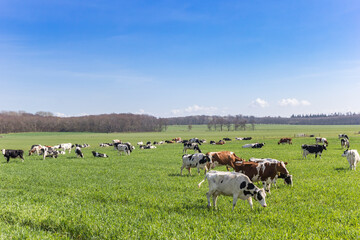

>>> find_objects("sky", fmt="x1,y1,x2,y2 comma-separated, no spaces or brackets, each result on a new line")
0,0,359,118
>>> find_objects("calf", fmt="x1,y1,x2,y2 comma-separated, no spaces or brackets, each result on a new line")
183,143,201,153
92,151,108,158
341,138,350,149
341,149,360,170
206,151,244,171
75,147,84,158
234,161,291,193
278,138,292,145
198,171,267,209
302,144,327,159
2,149,24,163
180,153,211,175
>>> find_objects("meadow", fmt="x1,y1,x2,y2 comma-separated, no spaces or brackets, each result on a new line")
0,125,359,239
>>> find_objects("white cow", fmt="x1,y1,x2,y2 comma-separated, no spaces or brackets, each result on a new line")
115,143,134,155
341,149,360,170
180,153,211,175
137,141,144,145
58,143,72,153
198,171,267,210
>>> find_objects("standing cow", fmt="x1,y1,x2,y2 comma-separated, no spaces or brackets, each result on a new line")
2,149,24,163
341,149,360,170
183,143,201,153
206,151,244,171
198,171,267,210
180,153,211,175
302,144,327,159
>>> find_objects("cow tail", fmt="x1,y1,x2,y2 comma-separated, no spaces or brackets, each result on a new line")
198,174,208,188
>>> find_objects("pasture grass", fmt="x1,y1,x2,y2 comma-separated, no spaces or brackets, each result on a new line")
0,125,360,239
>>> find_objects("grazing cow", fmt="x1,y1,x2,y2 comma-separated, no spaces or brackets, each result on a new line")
234,161,292,193
302,144,327,159
189,138,202,145
248,158,293,187
341,149,360,170
341,138,350,149
183,143,201,153
114,143,134,155
180,153,211,175
75,147,84,158
315,137,328,146
28,144,42,156
58,143,72,153
278,138,292,145
43,149,58,160
242,143,265,148
198,171,267,209
2,149,24,163
206,151,243,171
92,151,108,158
223,137,232,141
339,134,349,140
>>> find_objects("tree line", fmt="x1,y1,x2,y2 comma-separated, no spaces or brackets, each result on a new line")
1,111,360,134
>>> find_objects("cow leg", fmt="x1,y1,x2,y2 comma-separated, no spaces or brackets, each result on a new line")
20,154,24,162
247,197,253,209
197,167,200,175
180,164,185,175
206,192,211,207
226,166,230,171
204,166,208,175
213,194,219,209
188,167,192,176
232,193,239,210
6,157,10,163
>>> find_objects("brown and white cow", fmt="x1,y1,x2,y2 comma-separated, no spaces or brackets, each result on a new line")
278,138,292,145
315,137,328,146
215,140,226,145
234,160,292,193
197,171,267,209
206,151,244,171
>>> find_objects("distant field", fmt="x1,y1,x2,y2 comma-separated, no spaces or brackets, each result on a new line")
0,125,360,239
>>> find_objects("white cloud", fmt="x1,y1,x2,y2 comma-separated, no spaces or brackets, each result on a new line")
279,98,311,107
171,105,218,116
250,98,269,108
54,112,89,118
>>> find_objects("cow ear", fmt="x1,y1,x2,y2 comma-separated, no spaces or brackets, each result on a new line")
284,162,288,165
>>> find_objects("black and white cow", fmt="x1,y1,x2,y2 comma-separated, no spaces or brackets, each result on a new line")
180,153,211,175
114,142,134,155
92,151,108,158
2,149,24,163
189,138,202,145
100,143,113,147
339,134,349,140
183,143,201,153
43,149,58,160
301,144,327,159
75,147,84,158
341,138,350,149
139,144,156,149
242,143,265,148
197,171,267,209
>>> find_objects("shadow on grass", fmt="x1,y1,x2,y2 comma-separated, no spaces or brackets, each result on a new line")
168,173,197,177
334,167,348,171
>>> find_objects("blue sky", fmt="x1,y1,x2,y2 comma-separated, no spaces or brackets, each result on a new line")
1,0,359,117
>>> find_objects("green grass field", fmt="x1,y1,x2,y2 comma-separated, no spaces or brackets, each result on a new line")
0,125,360,239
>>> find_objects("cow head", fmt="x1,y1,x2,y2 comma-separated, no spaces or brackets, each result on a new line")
1,149,5,155
323,145,327,150
342,149,349,157
255,188,267,207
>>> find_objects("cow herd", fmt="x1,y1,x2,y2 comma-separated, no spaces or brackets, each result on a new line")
1,132,358,211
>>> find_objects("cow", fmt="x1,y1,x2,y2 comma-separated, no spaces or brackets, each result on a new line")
197,171,267,210
248,158,293,187
242,137,252,140
58,143,72,153
216,140,226,145
92,151,108,158
234,161,292,193
2,149,24,163
210,140,216,145
100,143,112,147
242,143,265,148
72,143,90,148
113,139,122,144
28,144,42,156
137,142,144,146
75,147,84,158
114,143,134,155
223,137,232,141
180,153,211,175
301,144,327,159
341,138,350,149
189,138,202,145
165,140,174,144
42,149,58,160
206,151,244,171
183,143,201,153
339,134,349,140
341,149,360,170
139,144,156,149
278,138,292,145
315,137,328,146
173,137,182,142
235,137,243,140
